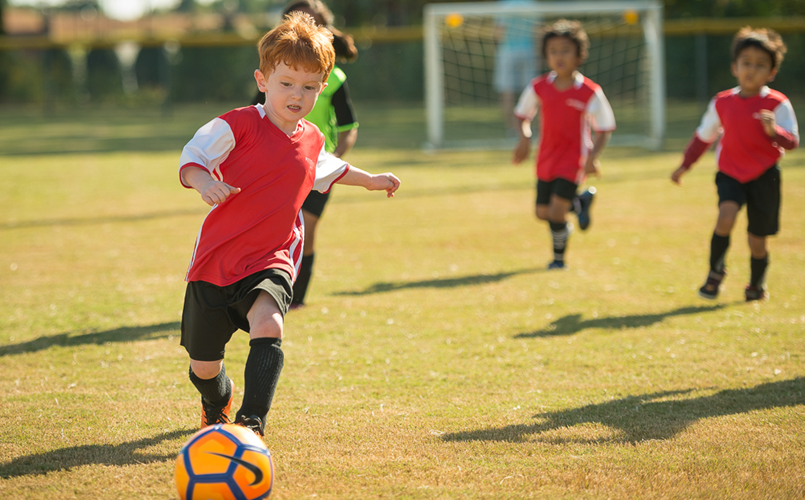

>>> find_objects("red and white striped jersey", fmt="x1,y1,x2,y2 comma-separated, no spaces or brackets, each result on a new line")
515,71,616,183
179,104,349,286
687,86,799,182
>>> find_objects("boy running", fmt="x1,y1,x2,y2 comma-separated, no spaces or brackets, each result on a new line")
512,19,615,269
178,12,400,436
672,27,798,301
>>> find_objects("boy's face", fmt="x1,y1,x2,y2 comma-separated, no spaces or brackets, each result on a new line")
254,63,327,134
545,36,582,78
731,46,777,96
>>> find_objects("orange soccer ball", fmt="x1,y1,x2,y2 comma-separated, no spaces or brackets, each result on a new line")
175,424,274,500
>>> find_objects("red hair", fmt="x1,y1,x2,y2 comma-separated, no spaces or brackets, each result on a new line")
257,11,335,80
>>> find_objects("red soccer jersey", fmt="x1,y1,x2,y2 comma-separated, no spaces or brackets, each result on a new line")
687,86,799,183
179,104,349,286
514,72,616,183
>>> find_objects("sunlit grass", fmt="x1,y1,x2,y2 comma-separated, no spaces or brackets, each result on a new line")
0,104,803,499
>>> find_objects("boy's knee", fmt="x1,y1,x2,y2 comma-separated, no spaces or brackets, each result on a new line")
190,359,223,380
250,314,283,339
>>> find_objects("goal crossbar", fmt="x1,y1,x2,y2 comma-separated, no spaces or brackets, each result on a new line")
424,1,665,150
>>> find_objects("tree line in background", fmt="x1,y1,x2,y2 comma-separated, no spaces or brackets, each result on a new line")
4,0,805,28
1,0,805,105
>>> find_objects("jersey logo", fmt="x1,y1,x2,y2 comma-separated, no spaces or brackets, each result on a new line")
566,98,587,111
208,452,264,485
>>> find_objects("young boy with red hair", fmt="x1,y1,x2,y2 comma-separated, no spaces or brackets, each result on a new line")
178,12,400,436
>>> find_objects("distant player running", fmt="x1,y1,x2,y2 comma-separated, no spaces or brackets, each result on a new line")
672,27,798,301
512,19,615,270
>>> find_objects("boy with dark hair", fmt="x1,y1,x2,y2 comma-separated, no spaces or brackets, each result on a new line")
672,26,798,301
512,19,615,269
178,12,400,436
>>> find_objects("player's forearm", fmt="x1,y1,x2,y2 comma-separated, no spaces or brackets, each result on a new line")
516,117,532,140
181,166,214,192
334,128,358,158
589,131,611,160
681,134,711,169
768,126,799,150
335,165,373,188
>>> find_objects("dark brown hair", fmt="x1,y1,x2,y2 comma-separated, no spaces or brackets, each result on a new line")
541,19,589,62
732,26,786,70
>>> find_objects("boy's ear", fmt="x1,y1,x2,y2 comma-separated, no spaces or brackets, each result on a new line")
730,62,738,78
768,67,778,83
318,82,328,96
254,69,268,92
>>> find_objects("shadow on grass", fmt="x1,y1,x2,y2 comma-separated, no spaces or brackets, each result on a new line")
0,429,194,478
442,377,805,444
334,267,542,296
1,208,205,231
0,322,180,357
514,304,729,339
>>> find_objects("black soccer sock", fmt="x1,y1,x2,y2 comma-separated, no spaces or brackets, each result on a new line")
292,253,315,305
189,364,231,406
750,255,769,288
237,338,284,426
710,233,730,274
549,221,570,262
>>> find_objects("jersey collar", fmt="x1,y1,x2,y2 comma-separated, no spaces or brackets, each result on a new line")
547,71,585,89
730,85,772,98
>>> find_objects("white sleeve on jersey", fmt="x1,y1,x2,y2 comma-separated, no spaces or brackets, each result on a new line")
312,144,349,193
179,117,235,186
513,84,541,121
695,98,722,144
586,87,616,132
775,99,800,141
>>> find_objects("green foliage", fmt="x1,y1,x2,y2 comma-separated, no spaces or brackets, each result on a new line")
665,0,805,18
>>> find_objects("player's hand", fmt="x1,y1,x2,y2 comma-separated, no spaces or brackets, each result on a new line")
369,173,401,198
758,109,776,137
671,166,686,185
512,138,530,164
199,179,241,206
584,157,602,178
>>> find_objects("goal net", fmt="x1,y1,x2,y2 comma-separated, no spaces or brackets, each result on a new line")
423,1,665,150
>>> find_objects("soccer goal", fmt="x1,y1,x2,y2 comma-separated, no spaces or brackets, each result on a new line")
423,1,665,150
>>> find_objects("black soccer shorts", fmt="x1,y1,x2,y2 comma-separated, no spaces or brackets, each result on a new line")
180,269,292,361
716,165,780,237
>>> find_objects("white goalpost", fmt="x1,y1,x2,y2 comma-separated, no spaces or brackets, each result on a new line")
423,1,665,150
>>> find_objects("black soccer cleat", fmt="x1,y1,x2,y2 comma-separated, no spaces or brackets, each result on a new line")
547,260,567,270
744,285,768,302
235,414,265,437
577,187,596,231
698,270,726,300
200,378,235,429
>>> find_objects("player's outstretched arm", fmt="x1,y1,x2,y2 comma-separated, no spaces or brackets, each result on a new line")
670,166,687,185
584,130,611,177
336,166,400,198
512,117,533,165
181,166,241,206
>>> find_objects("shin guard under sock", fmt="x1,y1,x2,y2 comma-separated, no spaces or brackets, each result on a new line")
189,364,231,406
710,233,730,274
549,221,571,262
750,255,769,288
237,338,284,425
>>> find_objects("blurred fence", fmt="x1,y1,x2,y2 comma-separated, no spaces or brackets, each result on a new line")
1,17,804,105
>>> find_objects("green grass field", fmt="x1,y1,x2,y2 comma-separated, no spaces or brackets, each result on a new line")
0,102,803,499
